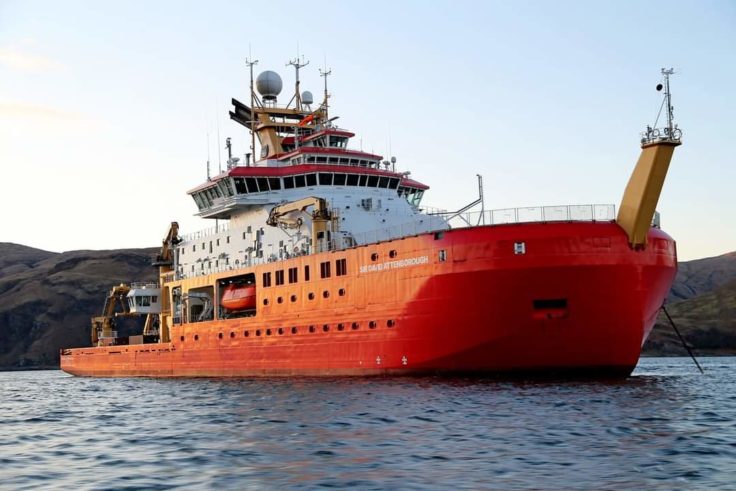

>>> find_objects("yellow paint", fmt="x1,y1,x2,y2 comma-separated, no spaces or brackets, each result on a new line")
617,140,680,248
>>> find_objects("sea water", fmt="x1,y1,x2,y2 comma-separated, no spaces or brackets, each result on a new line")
1,358,735,490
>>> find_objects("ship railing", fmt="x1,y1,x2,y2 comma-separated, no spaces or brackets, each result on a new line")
181,222,230,242
442,204,617,228
130,282,159,289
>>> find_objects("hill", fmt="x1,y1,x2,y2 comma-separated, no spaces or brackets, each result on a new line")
0,244,157,368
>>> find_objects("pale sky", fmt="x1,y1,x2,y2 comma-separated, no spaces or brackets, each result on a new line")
1,0,734,261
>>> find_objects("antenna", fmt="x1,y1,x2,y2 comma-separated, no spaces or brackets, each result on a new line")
643,68,681,145
661,68,675,137
216,106,222,174
206,131,211,180
287,54,309,111
245,55,259,166
319,63,332,121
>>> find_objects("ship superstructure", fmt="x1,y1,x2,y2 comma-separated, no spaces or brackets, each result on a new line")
61,63,682,378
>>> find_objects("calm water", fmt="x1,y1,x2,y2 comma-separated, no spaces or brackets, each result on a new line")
1,358,735,490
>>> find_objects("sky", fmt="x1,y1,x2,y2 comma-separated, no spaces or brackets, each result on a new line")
0,0,734,261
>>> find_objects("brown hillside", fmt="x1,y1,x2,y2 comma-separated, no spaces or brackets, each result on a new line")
0,246,157,368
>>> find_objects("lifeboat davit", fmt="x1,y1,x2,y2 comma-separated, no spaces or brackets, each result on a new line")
221,284,256,311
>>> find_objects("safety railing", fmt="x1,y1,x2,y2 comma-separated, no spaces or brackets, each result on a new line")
443,204,617,228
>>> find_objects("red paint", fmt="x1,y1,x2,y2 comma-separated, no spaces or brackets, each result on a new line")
60,222,677,378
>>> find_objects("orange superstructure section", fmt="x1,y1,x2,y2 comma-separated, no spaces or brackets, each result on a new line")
61,222,677,378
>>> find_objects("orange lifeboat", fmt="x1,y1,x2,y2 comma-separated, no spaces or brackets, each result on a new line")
221,284,256,311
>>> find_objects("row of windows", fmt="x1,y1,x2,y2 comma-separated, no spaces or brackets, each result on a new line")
262,287,346,306
180,319,396,342
264,259,346,287
193,173,411,210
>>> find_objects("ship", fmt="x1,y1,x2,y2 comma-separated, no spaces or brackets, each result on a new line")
60,61,683,378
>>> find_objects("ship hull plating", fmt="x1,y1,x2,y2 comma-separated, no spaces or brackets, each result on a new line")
61,222,676,378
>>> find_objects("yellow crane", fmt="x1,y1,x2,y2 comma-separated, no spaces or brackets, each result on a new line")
266,197,333,250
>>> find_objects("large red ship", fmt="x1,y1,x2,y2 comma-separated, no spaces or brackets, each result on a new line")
61,63,682,377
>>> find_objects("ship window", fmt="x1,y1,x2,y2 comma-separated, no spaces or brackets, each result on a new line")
212,186,222,198
306,173,317,186
268,177,281,190
266,329,272,336
294,175,306,187
257,177,270,191
256,330,261,336
533,299,568,310
152,296,158,303
388,178,399,189
194,334,199,341
192,245,196,252
337,323,344,331
308,292,315,300
263,272,272,287
389,250,397,258
336,258,347,276
283,176,295,189
346,174,359,186
275,270,284,285
371,253,379,261
323,324,329,332
439,249,447,262
288,267,298,283
226,236,230,244
291,327,297,334
338,288,345,296
319,173,332,185
369,321,377,329
368,175,379,187
352,322,359,330
309,325,315,333
180,336,184,342
358,175,368,186
323,290,330,298
387,320,395,327
245,178,258,193
320,261,331,278
334,173,347,186
290,295,297,302
218,332,223,339
223,178,235,196
278,328,284,335
234,178,247,194
244,330,249,337
277,297,283,304
230,331,235,338
304,265,310,281
379,177,389,188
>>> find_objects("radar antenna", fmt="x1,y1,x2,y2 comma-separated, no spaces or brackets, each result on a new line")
245,56,259,166
286,55,309,111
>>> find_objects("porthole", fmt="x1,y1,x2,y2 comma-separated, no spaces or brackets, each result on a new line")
387,320,396,328
323,324,329,332
266,329,272,336
389,250,398,258
308,292,315,300
323,290,330,298
337,323,345,331
218,332,223,339
278,328,284,335
256,329,262,336
180,335,185,342
352,322,359,330
263,298,269,306
230,332,235,338
277,297,283,304
290,294,297,302
244,331,250,337
371,252,379,261
194,334,199,341
338,288,346,296
309,325,316,333
291,327,297,334
369,321,377,329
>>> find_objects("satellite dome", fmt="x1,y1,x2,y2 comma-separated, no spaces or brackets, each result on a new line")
301,90,314,105
256,71,283,101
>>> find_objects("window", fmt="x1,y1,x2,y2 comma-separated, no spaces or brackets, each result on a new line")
304,265,310,281
288,267,298,284
268,177,281,190
378,177,389,188
283,176,295,189
245,177,258,193
320,261,331,279
263,272,272,287
319,173,332,185
306,174,317,186
275,270,285,286
257,177,269,192
333,173,346,186
294,175,306,187
192,245,196,252
439,250,447,262
336,258,347,276
234,178,247,194
346,174,359,186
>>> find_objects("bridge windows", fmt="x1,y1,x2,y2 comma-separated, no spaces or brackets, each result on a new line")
275,270,285,286
320,261,331,278
288,267,298,284
263,272,272,287
304,265,310,281
336,258,347,276
333,174,347,186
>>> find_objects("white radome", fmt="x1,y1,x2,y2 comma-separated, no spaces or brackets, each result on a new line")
256,71,283,101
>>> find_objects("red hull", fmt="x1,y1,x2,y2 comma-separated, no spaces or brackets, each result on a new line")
61,222,676,378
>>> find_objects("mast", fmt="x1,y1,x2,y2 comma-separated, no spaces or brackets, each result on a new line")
287,55,309,111
617,68,682,248
245,57,258,167
319,65,331,122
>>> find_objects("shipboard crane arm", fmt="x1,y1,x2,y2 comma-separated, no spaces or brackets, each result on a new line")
266,197,333,251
